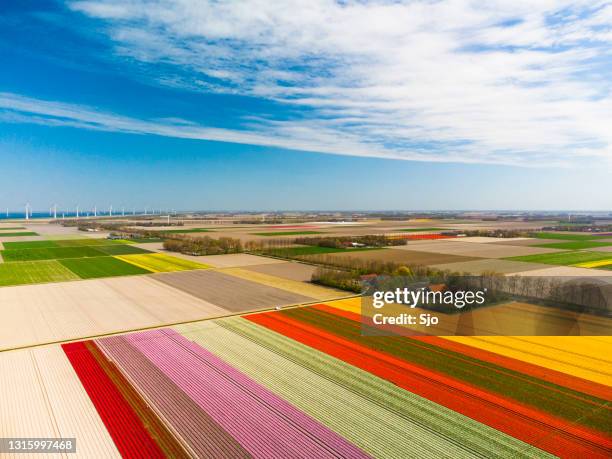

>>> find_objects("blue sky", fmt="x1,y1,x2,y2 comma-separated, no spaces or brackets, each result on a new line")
1,0,611,211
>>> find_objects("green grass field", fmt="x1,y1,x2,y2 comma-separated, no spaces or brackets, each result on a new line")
398,228,446,232
54,238,128,247
0,232,39,237
2,240,61,249
507,251,612,266
95,245,152,255
532,232,607,241
59,257,152,279
253,231,324,236
115,253,210,272
0,260,79,286
0,227,26,230
124,237,164,243
1,246,106,262
534,241,612,250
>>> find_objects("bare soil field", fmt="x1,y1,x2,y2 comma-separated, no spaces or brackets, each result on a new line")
134,246,286,268
0,347,122,457
395,241,563,258
512,266,612,279
153,270,314,312
306,248,479,266
0,235,45,243
220,267,345,300
242,261,318,282
0,276,228,351
429,259,551,274
455,236,531,244
493,238,561,246
585,246,612,253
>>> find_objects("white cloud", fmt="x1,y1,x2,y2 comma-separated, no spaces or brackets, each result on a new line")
16,1,612,165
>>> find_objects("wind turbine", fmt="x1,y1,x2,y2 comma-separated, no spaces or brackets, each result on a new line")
122,207,125,217
109,205,113,217
144,207,148,216
94,205,97,217
25,203,31,220
76,205,79,219
53,204,57,219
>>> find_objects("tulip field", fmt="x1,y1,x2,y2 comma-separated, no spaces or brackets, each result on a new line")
37,297,609,458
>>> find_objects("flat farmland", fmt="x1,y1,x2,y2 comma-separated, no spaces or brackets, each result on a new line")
303,248,479,265
508,250,612,266
0,347,121,457
59,256,152,279
93,244,152,255
0,276,229,350
1,246,107,262
533,232,608,241
153,270,314,312
2,240,62,249
243,261,317,281
395,240,564,258
116,253,211,272
455,236,531,243
494,238,568,246
252,231,324,236
0,231,39,237
586,246,612,253
513,265,612,278
162,252,288,268
0,260,79,286
53,238,128,247
271,246,379,257
430,258,551,274
221,267,345,300
534,241,612,250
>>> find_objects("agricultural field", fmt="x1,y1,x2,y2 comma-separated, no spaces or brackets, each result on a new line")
2,240,63,249
574,259,612,269
508,250,612,266
59,257,152,279
398,227,446,232
243,261,318,282
430,258,551,274
0,231,39,237
116,253,211,272
0,238,213,286
269,245,379,257
94,244,152,255
0,260,79,286
153,270,315,312
0,276,230,350
396,240,563,258
159,228,214,233
252,230,324,236
532,232,609,241
534,241,612,250
3,299,609,458
305,247,480,266
1,246,111,262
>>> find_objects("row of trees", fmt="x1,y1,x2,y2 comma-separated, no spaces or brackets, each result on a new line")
306,254,610,315
163,235,243,255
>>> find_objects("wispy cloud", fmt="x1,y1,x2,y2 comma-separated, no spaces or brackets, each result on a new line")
10,1,612,166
